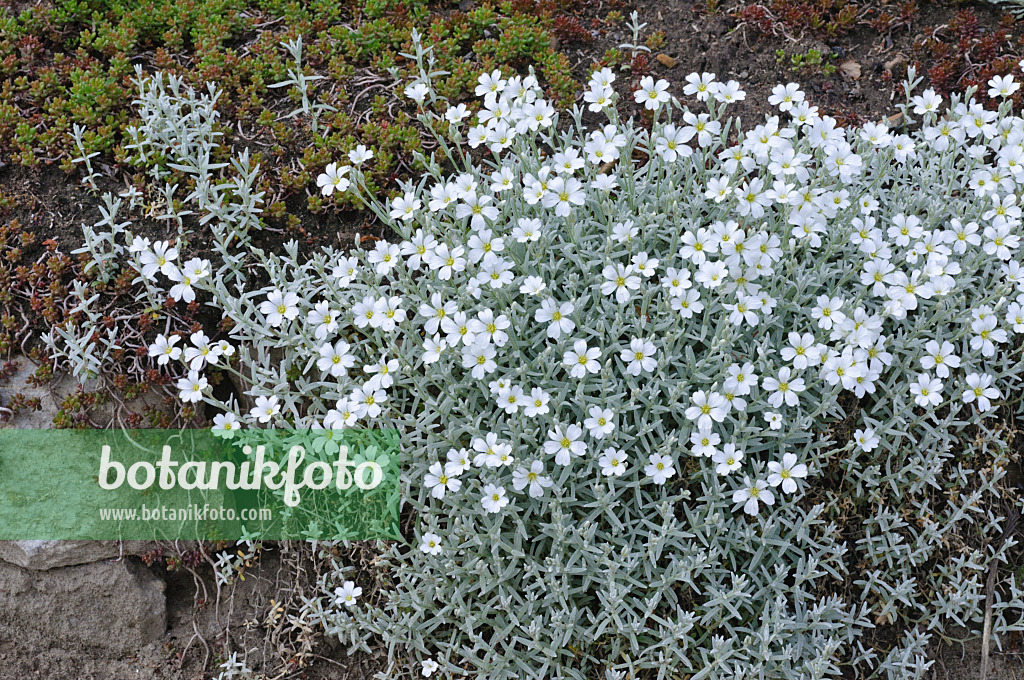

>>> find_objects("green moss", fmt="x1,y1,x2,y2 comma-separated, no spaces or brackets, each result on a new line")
2,0,595,217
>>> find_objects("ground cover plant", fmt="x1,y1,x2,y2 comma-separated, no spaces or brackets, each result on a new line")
42,12,1024,677
8,0,1024,435
0,0,623,431
0,0,592,206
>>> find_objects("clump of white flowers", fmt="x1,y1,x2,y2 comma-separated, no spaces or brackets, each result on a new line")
52,23,1024,680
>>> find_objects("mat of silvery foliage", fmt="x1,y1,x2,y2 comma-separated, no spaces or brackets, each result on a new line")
53,24,1024,680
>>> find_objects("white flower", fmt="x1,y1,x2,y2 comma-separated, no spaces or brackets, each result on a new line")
524,388,551,417
176,371,208,404
690,430,721,458
762,367,806,408
352,295,378,329
854,427,880,452
911,88,942,115
324,399,357,429
519,275,547,296
962,372,1000,412
733,477,774,515
475,69,506,99
778,331,819,368
725,362,758,396
768,82,804,111
536,299,575,339
462,341,497,380
472,433,514,468
427,243,466,281
970,315,1007,357
180,257,210,284
421,659,440,678
139,240,178,279
644,453,676,484
422,335,447,365
541,176,585,217
680,228,718,264
444,309,481,347
307,300,340,340
661,267,691,296
148,334,182,366
544,423,586,465
822,348,865,389
334,581,362,606
401,229,438,271
584,84,614,112
909,373,943,408
480,483,509,513
419,532,443,555
405,82,429,103
368,240,402,276
332,256,360,285
350,386,386,418
166,263,203,303
920,340,961,378
249,395,281,423
390,192,422,222
983,222,1021,262
317,162,351,195
552,148,585,174
424,461,461,499
671,289,704,318
621,337,657,376
695,260,728,289
782,332,822,369
512,217,544,243
589,67,616,89
128,235,150,254
512,460,553,498
811,294,846,330
583,405,616,439
654,123,694,162
713,443,743,475
685,390,729,431
183,330,220,371
598,448,628,476
469,308,510,346
348,145,374,165
634,76,671,109
212,412,241,432
477,253,514,288
630,251,655,278
563,339,602,378
683,71,718,101
372,295,407,332
764,412,783,431
457,193,499,231
988,74,1020,99
714,80,745,104
445,449,471,476
612,220,639,243
888,215,921,246
766,453,808,493
259,290,301,327
318,340,355,377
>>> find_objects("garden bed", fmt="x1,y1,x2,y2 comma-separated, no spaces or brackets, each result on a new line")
3,0,1024,678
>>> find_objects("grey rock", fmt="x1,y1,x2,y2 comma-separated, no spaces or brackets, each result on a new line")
0,353,171,429
0,557,167,655
0,540,157,570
